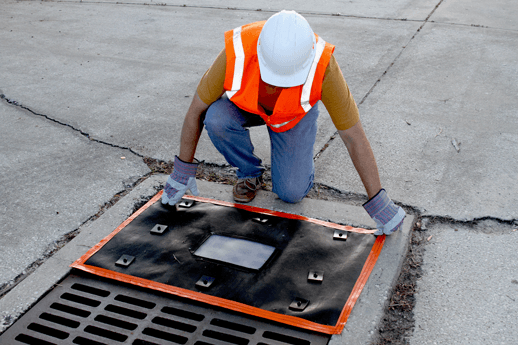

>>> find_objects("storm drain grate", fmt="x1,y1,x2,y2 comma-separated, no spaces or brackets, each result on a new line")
0,272,330,345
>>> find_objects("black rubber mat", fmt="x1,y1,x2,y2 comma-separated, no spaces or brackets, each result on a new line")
72,195,381,334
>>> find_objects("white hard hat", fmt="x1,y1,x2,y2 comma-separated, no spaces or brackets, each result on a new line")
257,10,316,87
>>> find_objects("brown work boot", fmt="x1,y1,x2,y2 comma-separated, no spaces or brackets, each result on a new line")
233,176,263,203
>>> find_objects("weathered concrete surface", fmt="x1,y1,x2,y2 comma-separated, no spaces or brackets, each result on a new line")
0,102,150,287
316,22,518,220
90,0,440,20
411,223,518,345
0,175,164,333
0,1,421,166
431,0,518,30
1,0,518,344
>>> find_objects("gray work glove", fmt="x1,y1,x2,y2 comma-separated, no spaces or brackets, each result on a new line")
161,156,199,205
363,189,405,235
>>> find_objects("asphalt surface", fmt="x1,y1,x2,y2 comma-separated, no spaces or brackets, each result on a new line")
1,0,517,344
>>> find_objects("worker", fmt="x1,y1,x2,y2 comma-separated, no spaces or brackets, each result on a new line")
162,10,405,235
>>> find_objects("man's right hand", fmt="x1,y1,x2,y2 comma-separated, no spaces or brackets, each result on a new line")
161,156,200,205
363,189,405,235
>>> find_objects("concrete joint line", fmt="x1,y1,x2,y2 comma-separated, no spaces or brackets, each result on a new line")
315,1,445,160
313,131,339,161
427,20,518,33
51,0,422,24
358,0,445,107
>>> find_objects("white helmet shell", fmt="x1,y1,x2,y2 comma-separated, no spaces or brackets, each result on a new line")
257,10,316,87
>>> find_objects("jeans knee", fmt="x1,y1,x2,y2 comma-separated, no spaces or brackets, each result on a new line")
275,183,311,204
205,99,243,139
204,108,225,137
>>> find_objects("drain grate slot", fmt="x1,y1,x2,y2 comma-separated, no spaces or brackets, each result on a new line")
73,336,106,345
94,315,138,330
49,302,91,318
84,325,128,342
0,273,330,345
202,329,250,344
105,304,147,319
151,316,197,333
39,312,80,328
161,306,205,321
141,327,188,344
71,283,111,297
210,318,256,335
27,322,70,340
263,330,311,345
60,292,101,307
115,294,156,309
15,333,57,345
133,339,160,345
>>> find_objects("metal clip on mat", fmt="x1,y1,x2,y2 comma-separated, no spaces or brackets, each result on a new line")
150,224,168,235
115,255,135,267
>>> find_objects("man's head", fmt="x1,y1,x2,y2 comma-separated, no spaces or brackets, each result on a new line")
257,10,316,88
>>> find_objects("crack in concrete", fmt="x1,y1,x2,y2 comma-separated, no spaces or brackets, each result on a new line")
313,132,339,161
2,3,513,341
314,0,446,162
419,214,518,232
0,173,150,300
0,94,144,159
53,0,517,33
357,0,446,107
5,91,510,227
53,0,426,23
0,93,154,301
312,181,518,226
428,20,518,33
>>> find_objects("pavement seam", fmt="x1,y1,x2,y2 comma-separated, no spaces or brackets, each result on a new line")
45,0,516,33
428,20,518,33
0,174,152,301
356,0,445,108
50,0,423,23
314,0,446,162
0,93,155,299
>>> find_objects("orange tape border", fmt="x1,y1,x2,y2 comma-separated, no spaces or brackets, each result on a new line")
71,191,385,335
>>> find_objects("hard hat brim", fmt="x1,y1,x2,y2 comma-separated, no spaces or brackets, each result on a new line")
257,47,315,87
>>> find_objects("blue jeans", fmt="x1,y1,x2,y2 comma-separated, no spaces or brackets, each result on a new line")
204,97,319,203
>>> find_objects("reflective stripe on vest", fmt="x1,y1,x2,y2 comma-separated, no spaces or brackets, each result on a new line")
226,26,327,114
227,26,245,99
301,37,326,112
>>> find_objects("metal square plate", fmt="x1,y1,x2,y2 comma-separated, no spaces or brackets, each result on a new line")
308,270,324,282
333,230,348,241
289,297,310,311
150,224,168,235
196,275,216,289
115,254,135,267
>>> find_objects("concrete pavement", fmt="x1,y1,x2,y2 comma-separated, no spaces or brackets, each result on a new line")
1,0,517,344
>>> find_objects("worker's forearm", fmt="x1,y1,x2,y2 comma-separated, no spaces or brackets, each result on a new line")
178,93,210,162
338,121,382,199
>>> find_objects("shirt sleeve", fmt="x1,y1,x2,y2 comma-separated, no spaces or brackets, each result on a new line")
196,49,227,106
321,55,360,131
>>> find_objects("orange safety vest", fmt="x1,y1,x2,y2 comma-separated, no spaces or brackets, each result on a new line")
224,21,335,132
